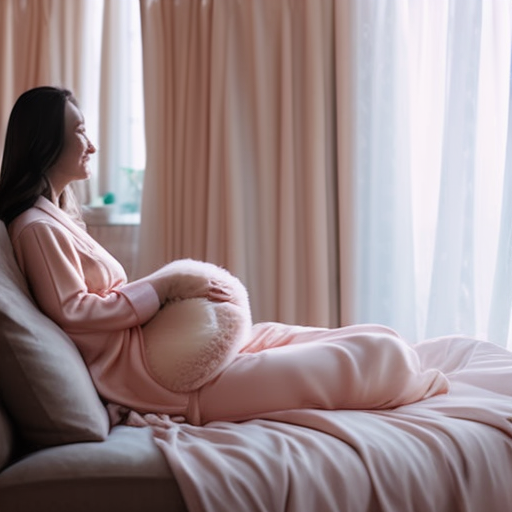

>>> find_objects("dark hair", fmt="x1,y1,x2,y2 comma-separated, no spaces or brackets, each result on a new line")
0,86,78,225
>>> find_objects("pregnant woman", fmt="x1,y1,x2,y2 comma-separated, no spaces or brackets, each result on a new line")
0,86,449,426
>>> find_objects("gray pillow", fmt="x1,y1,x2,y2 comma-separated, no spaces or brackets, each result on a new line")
0,222,109,448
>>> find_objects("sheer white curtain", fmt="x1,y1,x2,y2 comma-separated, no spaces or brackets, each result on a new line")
351,0,416,339
353,0,512,346
80,0,145,212
96,0,145,211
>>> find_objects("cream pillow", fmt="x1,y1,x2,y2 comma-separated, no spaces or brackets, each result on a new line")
143,259,252,392
0,222,109,448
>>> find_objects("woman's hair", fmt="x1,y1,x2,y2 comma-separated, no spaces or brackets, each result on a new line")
0,86,83,226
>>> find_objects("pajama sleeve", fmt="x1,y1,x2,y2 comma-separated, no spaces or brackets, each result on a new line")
12,221,160,333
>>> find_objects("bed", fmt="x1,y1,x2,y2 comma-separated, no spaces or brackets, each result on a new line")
1,219,512,512
116,332,512,511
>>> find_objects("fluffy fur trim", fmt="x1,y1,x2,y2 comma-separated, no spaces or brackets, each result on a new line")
142,260,252,393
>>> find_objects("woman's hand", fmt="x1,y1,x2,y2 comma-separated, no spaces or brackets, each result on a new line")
205,278,234,302
140,260,235,305
168,272,234,303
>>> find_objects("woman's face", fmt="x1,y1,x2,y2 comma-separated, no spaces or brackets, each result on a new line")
46,100,96,197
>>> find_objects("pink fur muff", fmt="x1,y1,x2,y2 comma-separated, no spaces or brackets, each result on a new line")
142,259,252,393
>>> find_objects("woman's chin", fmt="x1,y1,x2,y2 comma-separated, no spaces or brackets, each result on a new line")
80,167,92,181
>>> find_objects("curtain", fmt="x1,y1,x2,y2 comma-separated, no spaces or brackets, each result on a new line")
138,0,353,327
0,0,86,161
138,0,512,347
353,0,512,345
351,0,417,339
95,0,146,211
4,0,511,346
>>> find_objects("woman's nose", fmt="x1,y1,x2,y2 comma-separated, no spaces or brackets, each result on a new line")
87,140,97,154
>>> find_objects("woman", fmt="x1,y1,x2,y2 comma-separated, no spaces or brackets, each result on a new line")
0,86,449,425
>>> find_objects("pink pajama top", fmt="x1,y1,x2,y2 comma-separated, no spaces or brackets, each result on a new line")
9,196,189,415
9,197,450,426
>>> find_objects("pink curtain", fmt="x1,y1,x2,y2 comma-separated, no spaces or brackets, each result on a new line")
138,0,354,327
0,0,86,158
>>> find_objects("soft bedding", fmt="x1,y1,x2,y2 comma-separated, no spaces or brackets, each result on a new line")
118,333,512,512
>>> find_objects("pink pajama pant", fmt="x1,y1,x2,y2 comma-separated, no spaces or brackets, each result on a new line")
185,323,449,426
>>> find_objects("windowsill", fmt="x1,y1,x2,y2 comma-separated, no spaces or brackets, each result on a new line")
83,206,140,226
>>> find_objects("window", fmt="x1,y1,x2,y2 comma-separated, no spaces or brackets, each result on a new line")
82,0,145,216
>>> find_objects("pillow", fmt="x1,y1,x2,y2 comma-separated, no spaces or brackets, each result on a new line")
0,222,109,449
142,259,252,392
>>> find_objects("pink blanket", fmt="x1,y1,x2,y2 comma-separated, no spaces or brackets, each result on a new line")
119,334,512,511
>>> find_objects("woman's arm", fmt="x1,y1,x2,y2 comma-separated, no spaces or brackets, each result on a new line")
12,221,160,333
136,259,236,306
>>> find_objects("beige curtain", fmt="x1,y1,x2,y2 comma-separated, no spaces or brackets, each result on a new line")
138,0,354,327
0,0,86,160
